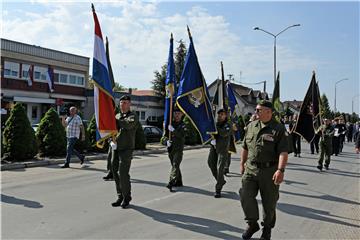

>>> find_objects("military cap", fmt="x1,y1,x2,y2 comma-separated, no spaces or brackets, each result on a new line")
217,108,227,114
119,95,131,101
257,100,273,109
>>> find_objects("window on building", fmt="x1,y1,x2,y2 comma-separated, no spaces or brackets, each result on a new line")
34,71,41,79
40,72,47,81
32,106,38,119
4,61,20,78
54,73,59,82
60,74,68,83
140,111,146,121
33,66,48,81
69,75,77,84
22,64,30,79
77,76,84,85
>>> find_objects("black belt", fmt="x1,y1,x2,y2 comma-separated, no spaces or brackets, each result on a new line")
251,161,277,169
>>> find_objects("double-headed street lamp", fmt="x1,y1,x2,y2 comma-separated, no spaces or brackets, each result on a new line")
253,24,301,85
334,78,349,113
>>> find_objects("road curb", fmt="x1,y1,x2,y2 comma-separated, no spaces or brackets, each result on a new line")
1,145,209,171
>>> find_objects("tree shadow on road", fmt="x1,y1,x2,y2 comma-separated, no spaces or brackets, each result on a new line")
1,194,43,208
131,205,243,239
277,202,360,227
280,190,360,206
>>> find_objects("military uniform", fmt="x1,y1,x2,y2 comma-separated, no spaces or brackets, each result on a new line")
317,124,334,170
111,109,139,207
208,120,231,196
163,120,186,189
240,118,288,231
103,147,113,180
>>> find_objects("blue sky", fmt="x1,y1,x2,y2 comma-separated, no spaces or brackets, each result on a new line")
1,0,359,114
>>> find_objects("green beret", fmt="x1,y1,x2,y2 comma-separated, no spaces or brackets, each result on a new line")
119,95,131,101
258,100,273,109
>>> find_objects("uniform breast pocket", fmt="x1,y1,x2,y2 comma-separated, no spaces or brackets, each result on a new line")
245,135,254,145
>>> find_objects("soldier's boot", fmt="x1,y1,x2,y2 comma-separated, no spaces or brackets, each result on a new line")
242,222,260,240
316,165,323,171
61,163,70,168
103,172,114,181
259,227,271,240
121,196,132,209
214,191,221,198
111,195,124,207
224,168,229,175
166,183,175,192
174,180,183,187
324,164,329,170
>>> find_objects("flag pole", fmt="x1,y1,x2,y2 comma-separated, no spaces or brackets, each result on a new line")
168,33,174,141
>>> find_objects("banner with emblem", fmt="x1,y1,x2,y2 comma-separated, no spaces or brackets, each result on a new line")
164,33,176,134
294,71,322,143
91,4,118,147
176,26,216,144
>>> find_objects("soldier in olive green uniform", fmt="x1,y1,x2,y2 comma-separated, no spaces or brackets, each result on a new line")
240,101,288,240
162,106,186,192
111,95,139,208
208,109,231,198
317,119,334,171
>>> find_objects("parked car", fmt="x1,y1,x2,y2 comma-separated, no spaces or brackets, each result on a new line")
142,125,163,143
31,123,39,132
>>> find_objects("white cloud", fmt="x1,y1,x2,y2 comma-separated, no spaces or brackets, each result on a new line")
2,1,322,91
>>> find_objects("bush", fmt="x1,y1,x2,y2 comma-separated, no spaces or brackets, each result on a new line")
36,108,66,157
2,103,38,161
183,116,201,145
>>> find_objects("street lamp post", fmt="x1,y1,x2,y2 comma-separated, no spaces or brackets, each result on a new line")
352,94,359,113
334,78,349,113
253,24,301,84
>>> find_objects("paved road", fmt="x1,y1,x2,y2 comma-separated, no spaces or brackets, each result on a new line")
2,142,359,239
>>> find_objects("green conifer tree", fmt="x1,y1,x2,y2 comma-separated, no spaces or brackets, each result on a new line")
2,103,38,161
36,108,66,157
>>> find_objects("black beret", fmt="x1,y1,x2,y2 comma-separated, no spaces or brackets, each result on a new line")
217,108,227,114
119,95,131,101
258,100,273,109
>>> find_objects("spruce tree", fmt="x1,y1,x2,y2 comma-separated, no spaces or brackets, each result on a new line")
320,94,332,119
36,108,66,157
2,103,37,161
87,115,109,152
183,116,201,145
175,39,187,86
151,64,167,99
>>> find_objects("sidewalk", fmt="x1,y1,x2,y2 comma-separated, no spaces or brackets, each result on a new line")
1,143,209,171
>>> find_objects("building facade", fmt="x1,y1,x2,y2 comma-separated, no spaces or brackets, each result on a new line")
1,38,89,125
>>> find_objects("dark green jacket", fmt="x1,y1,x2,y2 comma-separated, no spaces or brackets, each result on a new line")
115,111,139,150
215,121,231,154
319,124,334,144
163,121,186,152
242,119,288,165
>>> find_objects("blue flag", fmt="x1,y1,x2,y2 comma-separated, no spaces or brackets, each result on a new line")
164,33,176,131
176,27,216,143
227,82,241,142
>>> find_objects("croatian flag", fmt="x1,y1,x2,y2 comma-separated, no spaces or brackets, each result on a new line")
46,65,54,92
91,4,118,147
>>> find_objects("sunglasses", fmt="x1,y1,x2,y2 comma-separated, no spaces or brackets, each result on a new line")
255,108,263,113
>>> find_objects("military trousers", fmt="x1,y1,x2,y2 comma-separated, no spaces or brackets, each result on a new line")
111,149,133,199
239,166,279,229
207,146,227,192
318,141,332,167
224,153,231,172
168,148,183,185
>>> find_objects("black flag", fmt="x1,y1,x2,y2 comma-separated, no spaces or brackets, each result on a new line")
294,71,322,143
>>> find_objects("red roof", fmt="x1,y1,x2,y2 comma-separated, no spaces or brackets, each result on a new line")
131,90,156,96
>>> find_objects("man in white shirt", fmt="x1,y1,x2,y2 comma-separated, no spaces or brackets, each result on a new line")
61,106,85,168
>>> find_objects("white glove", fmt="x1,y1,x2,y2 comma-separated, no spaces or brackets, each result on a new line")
166,140,172,148
168,125,175,132
110,141,117,150
210,139,216,146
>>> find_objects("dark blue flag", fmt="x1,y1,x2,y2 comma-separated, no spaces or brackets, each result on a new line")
176,27,216,143
226,82,241,142
164,33,176,131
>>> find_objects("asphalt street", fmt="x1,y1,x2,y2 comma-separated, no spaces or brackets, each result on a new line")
1,142,359,239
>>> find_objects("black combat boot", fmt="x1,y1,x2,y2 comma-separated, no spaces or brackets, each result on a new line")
103,173,114,181
259,227,271,240
111,195,124,207
61,163,70,168
316,165,323,171
324,164,329,170
242,222,260,240
121,196,132,208
214,191,221,198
